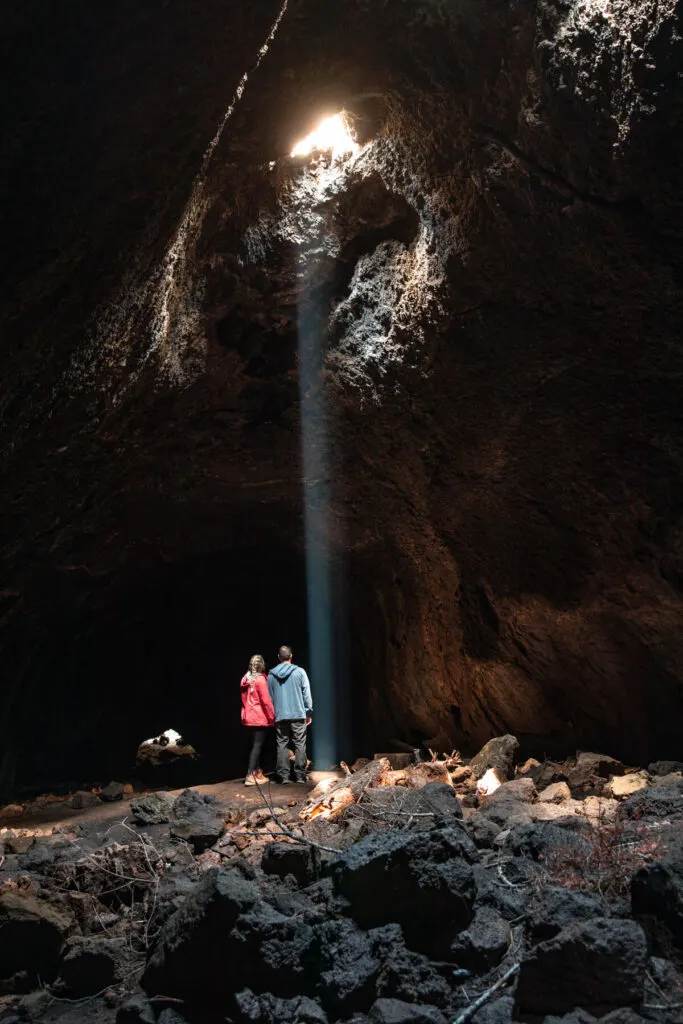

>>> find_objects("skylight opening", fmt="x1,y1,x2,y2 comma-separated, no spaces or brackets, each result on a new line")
291,112,359,162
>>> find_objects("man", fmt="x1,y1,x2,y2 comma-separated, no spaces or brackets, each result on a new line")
267,645,312,784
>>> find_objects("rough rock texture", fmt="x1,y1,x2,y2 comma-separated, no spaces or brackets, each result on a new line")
1,0,683,794
0,890,71,990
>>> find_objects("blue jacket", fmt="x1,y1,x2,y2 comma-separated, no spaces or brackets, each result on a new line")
267,662,313,722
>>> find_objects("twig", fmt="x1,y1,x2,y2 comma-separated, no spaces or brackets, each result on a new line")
452,962,520,1024
48,964,144,1005
254,779,340,854
644,1003,683,1011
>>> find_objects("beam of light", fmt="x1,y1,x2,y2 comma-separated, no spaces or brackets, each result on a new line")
291,114,358,161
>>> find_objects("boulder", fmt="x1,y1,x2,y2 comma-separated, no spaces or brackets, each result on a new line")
230,902,316,996
372,923,451,1007
473,864,527,922
142,867,261,1000
648,760,683,777
130,792,176,825
468,816,502,848
527,887,608,942
507,822,591,862
331,827,477,953
516,918,647,1015
567,754,623,796
169,817,224,854
315,918,379,1014
173,788,217,820
236,989,328,1023
262,841,321,885
4,835,34,855
605,772,649,799
539,782,572,804
450,906,511,972
68,790,101,810
469,736,519,781
0,890,71,989
622,782,683,821
100,781,125,802
369,998,446,1024
418,781,464,819
631,841,683,946
59,935,124,995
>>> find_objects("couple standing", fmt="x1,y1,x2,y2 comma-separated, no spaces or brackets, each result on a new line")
240,645,312,786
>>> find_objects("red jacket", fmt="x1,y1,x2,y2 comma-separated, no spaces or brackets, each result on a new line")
240,673,275,727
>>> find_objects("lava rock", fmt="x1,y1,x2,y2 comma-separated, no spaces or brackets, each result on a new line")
130,792,176,825
143,866,260,1000
315,918,379,1014
417,781,464,819
0,890,71,989
4,835,34,855
369,998,447,1024
631,841,683,946
507,821,591,862
372,923,451,1007
468,816,502,848
231,902,316,996
68,790,101,810
116,993,156,1023
331,827,477,952
236,989,328,1023
101,781,125,802
473,863,527,921
157,1011,191,1024
471,996,514,1024
262,841,321,885
527,887,608,943
567,754,623,796
543,1012,597,1024
598,1011,647,1024
648,761,683,777
59,935,123,995
621,781,683,820
450,906,511,972
539,782,572,804
169,816,224,853
516,918,647,1015
469,736,519,781
173,788,217,820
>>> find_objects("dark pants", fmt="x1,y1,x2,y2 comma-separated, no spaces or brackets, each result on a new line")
246,726,267,775
275,719,307,782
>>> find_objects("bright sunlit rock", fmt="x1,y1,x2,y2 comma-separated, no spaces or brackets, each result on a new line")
291,113,358,161
477,767,503,797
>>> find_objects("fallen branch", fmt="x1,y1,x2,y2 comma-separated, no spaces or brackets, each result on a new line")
452,962,520,1024
253,778,340,854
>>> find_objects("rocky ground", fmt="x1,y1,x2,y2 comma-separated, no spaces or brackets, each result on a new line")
2,738,683,1024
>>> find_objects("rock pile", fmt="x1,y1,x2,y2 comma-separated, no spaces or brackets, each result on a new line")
1,744,683,1023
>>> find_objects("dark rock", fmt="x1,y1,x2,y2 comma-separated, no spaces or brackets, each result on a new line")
648,760,683,777
451,906,511,972
4,836,34,855
157,1011,191,1024
116,993,156,1024
631,841,683,947
417,782,464,819
598,1011,646,1024
622,781,683,820
230,901,316,996
236,989,328,1023
567,754,623,796
471,996,514,1024
0,890,71,989
142,867,260,1000
507,822,592,862
371,923,451,1007
527,888,608,943
169,816,224,853
472,864,527,921
173,787,217,819
468,816,502,848
262,841,321,885
369,999,447,1024
543,1012,597,1024
469,736,519,781
59,935,123,995
315,918,379,1014
516,918,647,1015
130,792,176,825
101,781,125,802
67,790,101,810
331,827,477,952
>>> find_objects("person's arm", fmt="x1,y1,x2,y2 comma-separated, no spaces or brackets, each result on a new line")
300,670,313,717
257,677,275,725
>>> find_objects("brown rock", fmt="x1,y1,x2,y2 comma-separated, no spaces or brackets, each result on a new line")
567,753,624,795
5,836,35,855
469,736,519,781
539,782,572,804
606,771,649,798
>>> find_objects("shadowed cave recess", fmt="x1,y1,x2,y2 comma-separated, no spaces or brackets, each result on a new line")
2,0,683,799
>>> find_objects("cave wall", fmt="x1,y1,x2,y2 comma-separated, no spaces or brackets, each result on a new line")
2,0,683,794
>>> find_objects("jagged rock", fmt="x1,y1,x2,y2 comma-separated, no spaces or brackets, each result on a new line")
262,841,321,885
472,997,514,1024
651,772,683,788
315,918,379,1014
473,863,527,921
605,772,649,799
543,1012,597,1024
59,935,124,995
477,779,537,828
631,841,683,947
622,782,683,820
231,902,316,996
450,905,510,972
527,888,608,943
116,993,156,1023
648,761,683,777
0,890,71,989
372,923,451,1007
236,989,328,1024
469,736,519,781
130,792,176,825
507,822,591,862
418,781,464,819
68,790,101,810
172,788,217,819
539,782,572,804
516,918,647,1015
143,867,261,1000
100,781,125,802
169,817,224,853
4,835,34,855
330,827,477,953
468,816,502,848
598,1011,646,1024
567,754,624,796
157,1011,191,1024
369,998,447,1024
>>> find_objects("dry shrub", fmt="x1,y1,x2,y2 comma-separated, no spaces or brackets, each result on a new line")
538,811,663,898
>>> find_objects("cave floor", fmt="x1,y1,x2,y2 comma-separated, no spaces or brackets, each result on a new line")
0,775,335,834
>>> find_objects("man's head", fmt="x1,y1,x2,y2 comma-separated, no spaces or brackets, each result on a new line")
278,645,293,663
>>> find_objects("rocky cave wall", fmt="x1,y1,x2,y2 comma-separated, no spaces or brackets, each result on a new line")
2,0,683,796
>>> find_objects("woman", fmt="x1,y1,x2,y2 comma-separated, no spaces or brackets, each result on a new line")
240,654,275,785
